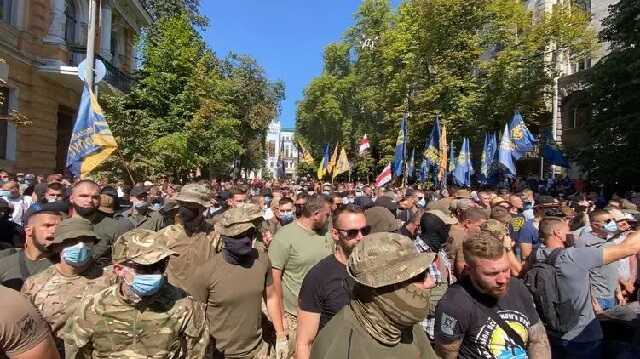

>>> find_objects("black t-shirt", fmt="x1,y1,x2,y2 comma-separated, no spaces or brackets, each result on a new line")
434,277,540,359
298,255,353,330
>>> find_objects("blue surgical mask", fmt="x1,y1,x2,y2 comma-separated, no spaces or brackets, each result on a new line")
603,220,619,233
61,242,92,267
417,198,426,208
280,212,295,225
130,274,164,297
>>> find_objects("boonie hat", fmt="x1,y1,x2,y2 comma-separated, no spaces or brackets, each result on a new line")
219,204,263,236
176,184,211,208
112,228,176,265
53,217,96,244
347,232,435,288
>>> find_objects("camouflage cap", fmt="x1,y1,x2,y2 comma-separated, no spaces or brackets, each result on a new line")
112,228,176,265
219,203,263,237
175,184,211,208
347,232,436,288
480,219,508,238
53,217,97,244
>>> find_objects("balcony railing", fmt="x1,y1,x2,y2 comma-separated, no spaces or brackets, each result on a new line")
68,45,133,92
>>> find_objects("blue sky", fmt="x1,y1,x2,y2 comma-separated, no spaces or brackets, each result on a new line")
201,1,396,129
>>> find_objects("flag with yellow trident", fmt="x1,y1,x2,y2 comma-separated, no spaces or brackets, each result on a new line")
298,141,315,165
332,147,350,179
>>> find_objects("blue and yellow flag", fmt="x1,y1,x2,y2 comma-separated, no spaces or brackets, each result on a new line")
66,85,118,178
453,137,473,187
499,124,517,176
392,114,408,177
423,116,441,169
316,144,330,179
509,112,536,160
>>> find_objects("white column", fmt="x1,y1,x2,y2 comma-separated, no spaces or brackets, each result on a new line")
99,2,112,61
43,0,67,44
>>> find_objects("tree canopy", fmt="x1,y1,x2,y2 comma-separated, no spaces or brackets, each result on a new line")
296,0,596,179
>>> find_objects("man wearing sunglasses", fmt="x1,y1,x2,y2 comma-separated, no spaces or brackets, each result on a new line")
296,205,369,359
64,229,208,358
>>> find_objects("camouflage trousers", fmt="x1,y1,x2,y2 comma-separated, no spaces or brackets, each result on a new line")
284,311,298,359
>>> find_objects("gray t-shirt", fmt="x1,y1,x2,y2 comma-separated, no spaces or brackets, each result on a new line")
534,246,603,342
0,249,53,291
575,231,619,300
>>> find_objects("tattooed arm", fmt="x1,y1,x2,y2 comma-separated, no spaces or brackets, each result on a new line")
527,322,551,359
435,339,462,359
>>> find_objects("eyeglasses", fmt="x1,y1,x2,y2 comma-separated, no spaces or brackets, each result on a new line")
336,225,371,238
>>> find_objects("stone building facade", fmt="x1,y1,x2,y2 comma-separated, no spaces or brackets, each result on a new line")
0,0,149,174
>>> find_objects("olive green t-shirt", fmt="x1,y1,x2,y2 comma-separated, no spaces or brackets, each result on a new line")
0,286,51,358
268,222,332,315
310,306,437,359
0,249,53,291
195,249,272,358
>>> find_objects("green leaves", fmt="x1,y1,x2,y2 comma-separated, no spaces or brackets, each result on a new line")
99,14,282,182
296,0,595,178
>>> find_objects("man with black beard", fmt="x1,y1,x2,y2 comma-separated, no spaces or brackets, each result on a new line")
0,204,62,290
296,205,369,359
69,180,127,264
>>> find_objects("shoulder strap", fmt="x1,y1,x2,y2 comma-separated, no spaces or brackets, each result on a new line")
461,283,527,351
545,248,564,265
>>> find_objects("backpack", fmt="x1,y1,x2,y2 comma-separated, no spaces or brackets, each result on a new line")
523,248,580,334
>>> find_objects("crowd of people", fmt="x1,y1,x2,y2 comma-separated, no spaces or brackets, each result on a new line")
1,168,640,359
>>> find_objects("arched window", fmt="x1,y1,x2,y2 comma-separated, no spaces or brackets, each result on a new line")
64,0,76,44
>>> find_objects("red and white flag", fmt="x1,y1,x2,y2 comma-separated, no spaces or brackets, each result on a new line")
359,134,370,154
375,163,392,187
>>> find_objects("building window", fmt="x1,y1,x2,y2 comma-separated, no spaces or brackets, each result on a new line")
0,86,10,159
0,0,13,24
564,102,590,130
65,0,77,44
571,57,591,74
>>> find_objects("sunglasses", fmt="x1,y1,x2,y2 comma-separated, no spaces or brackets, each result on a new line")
336,225,371,238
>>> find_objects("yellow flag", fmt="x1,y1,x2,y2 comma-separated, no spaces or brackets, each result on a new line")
333,147,350,179
298,141,315,165
327,144,339,175
438,125,449,182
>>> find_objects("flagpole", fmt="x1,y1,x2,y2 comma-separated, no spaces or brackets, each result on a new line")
86,0,97,91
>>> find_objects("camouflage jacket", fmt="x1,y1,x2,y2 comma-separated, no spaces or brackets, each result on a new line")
63,283,208,359
21,263,112,339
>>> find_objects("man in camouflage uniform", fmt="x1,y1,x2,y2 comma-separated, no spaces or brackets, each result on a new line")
63,228,208,358
190,204,287,359
310,232,439,359
22,218,112,348
120,184,166,231
159,184,220,302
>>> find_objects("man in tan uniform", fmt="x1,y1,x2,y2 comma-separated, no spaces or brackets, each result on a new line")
161,184,219,302
63,228,208,358
0,286,60,359
22,218,112,347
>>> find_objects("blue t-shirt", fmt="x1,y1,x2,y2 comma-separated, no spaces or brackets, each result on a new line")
510,215,539,247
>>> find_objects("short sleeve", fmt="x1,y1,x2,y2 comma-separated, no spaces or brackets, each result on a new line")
268,232,290,271
0,289,50,356
298,266,323,313
434,289,469,344
565,247,603,271
264,255,274,287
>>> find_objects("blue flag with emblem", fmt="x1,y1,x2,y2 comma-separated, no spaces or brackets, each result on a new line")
541,129,570,168
407,148,416,178
480,132,498,184
392,113,408,177
66,85,118,178
499,123,517,176
453,137,473,187
509,112,536,160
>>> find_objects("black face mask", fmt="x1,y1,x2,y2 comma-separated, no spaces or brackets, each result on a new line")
222,235,254,266
73,204,96,218
178,206,200,223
